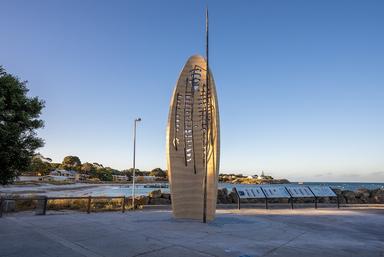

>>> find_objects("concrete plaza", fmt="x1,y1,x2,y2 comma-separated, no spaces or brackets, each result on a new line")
1,207,383,257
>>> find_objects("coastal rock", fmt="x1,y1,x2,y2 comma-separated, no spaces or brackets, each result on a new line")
332,188,342,196
135,196,149,206
228,191,238,203
355,188,370,203
371,189,384,203
232,178,242,184
161,193,171,200
217,188,229,204
149,197,170,205
149,190,162,198
342,190,357,204
356,188,370,198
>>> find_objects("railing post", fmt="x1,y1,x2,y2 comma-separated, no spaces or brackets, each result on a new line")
285,188,294,210
233,188,241,210
315,197,318,209
122,196,126,213
337,196,340,209
87,196,92,214
43,196,48,215
0,197,3,218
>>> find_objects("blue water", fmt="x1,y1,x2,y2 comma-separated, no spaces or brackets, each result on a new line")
290,182,384,191
223,182,384,192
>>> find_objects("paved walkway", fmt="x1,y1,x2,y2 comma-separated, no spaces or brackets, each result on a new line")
1,208,383,257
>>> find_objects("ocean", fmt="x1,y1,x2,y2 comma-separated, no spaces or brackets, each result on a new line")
227,182,384,192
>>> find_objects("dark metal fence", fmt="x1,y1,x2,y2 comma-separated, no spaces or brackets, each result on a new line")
0,195,129,217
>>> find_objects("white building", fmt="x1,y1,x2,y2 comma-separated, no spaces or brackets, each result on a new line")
112,175,128,182
41,169,79,181
135,176,156,182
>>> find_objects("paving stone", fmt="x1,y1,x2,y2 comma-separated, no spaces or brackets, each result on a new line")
0,208,383,257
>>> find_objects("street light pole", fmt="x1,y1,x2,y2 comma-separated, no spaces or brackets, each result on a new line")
132,117,141,210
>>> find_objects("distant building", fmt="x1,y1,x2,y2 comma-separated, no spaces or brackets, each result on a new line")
112,175,128,182
135,176,156,182
17,176,41,182
41,169,79,181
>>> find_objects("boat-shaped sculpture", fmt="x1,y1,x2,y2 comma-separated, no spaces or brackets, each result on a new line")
166,54,220,221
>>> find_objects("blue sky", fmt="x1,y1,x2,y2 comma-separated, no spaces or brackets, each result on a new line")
1,0,383,182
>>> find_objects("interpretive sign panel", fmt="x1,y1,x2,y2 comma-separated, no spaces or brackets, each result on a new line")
286,186,314,198
308,186,336,197
236,187,265,199
261,186,291,198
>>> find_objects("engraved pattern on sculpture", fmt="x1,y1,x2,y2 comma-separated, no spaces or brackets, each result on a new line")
167,55,220,221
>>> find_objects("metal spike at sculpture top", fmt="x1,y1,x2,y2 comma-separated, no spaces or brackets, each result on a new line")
166,8,220,222
203,7,209,223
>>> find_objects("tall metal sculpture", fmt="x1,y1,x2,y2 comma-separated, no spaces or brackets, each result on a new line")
166,9,220,222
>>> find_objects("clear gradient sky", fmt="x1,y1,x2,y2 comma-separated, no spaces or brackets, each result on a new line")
1,0,383,182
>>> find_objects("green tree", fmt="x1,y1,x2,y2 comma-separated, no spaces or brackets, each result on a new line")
27,157,51,176
95,168,113,181
149,168,167,178
61,156,81,170
0,67,45,185
126,168,142,176
50,163,60,170
81,162,96,174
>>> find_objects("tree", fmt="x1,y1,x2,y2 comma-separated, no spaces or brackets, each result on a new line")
149,168,167,178
0,67,45,185
94,168,113,181
81,162,96,174
61,156,81,170
27,157,51,176
49,163,60,170
126,168,142,176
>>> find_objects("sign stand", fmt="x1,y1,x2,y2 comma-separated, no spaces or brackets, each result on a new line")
233,188,241,210
233,187,267,210
307,186,317,209
0,197,3,218
286,190,294,209
337,195,340,209
308,186,339,209
262,189,268,209
233,186,339,210
261,186,292,209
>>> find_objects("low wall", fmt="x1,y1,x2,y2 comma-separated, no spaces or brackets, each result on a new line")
2,188,383,214
128,188,384,206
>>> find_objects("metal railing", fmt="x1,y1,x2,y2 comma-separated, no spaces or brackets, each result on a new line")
0,195,130,217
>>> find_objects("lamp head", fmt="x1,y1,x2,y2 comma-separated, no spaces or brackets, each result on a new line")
136,118,142,122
